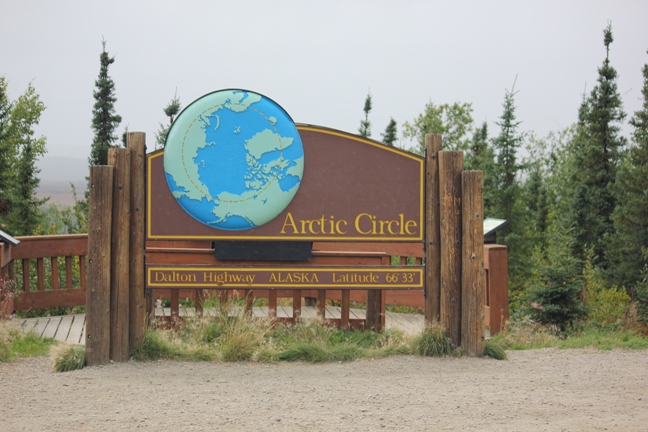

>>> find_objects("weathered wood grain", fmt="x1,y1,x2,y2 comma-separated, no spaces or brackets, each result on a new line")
439,150,463,347
86,165,113,366
425,134,442,324
461,171,485,356
108,148,131,362
127,133,146,351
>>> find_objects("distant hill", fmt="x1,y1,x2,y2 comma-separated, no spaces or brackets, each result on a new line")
36,156,88,206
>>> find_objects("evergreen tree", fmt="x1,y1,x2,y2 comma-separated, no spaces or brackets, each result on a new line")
381,117,397,146
529,170,549,237
464,122,496,215
491,84,529,303
155,93,182,149
358,91,372,137
567,24,626,267
526,223,587,331
89,40,122,166
402,101,473,154
609,52,648,291
0,77,15,229
492,85,524,226
6,83,47,235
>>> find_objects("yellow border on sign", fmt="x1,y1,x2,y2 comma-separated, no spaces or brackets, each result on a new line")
147,266,424,289
147,125,425,241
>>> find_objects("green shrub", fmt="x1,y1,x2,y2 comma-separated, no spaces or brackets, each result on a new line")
583,259,631,325
131,329,179,361
525,227,586,331
276,342,329,362
482,340,507,360
52,344,86,372
0,322,56,361
412,323,452,357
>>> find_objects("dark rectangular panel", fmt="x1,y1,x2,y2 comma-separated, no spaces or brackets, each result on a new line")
213,241,312,261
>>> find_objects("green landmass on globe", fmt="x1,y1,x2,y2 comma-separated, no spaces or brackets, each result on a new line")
163,89,304,230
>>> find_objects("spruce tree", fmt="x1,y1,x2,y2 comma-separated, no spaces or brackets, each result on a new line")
526,222,586,331
381,117,397,146
464,122,496,215
89,41,122,166
491,85,529,301
155,94,182,149
609,52,648,291
358,91,372,137
6,83,47,235
568,24,625,267
0,77,15,229
492,86,524,227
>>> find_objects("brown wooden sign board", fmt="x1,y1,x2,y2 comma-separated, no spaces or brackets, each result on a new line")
147,125,424,241
146,265,423,290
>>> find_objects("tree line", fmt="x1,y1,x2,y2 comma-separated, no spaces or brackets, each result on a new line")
1,24,647,328
358,24,648,328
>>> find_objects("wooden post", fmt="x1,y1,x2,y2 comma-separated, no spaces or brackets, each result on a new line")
108,148,131,362
461,171,485,356
484,244,509,335
244,289,253,315
170,289,179,321
86,165,113,367
292,289,302,321
268,290,277,320
127,133,146,351
439,150,463,347
425,134,442,325
366,289,382,331
341,290,350,328
317,290,326,319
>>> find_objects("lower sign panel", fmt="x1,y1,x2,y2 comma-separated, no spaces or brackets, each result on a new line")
146,265,423,290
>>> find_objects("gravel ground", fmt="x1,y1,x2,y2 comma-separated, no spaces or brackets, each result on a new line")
1,348,647,431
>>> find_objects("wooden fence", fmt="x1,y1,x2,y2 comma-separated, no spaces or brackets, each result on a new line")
0,234,87,311
0,234,507,333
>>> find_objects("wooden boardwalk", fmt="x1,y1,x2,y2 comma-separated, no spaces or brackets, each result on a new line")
16,307,425,345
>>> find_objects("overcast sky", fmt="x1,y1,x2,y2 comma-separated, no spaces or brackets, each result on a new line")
2,1,648,162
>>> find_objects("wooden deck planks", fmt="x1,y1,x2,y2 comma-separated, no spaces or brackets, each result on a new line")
56,315,74,343
41,316,62,340
16,307,432,346
66,314,85,344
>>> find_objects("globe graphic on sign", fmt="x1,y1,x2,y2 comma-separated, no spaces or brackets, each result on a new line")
163,89,304,230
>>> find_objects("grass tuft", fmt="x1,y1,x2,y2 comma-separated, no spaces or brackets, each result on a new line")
482,340,507,360
412,323,452,357
220,331,258,362
277,342,329,362
1,321,56,362
130,329,180,361
52,344,86,372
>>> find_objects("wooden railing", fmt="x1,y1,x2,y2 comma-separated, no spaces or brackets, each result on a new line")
1,234,88,311
145,244,417,330
0,235,508,334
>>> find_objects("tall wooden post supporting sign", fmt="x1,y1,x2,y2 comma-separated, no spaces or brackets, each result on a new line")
108,148,131,362
127,133,146,350
438,150,463,347
461,171,485,356
86,166,114,366
424,134,442,324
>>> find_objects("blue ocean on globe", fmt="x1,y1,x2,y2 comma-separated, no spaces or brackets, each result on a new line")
163,90,304,231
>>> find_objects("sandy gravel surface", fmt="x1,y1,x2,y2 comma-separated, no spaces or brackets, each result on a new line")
1,348,647,431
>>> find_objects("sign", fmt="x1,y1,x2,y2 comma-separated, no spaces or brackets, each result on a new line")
148,124,424,241
146,265,424,290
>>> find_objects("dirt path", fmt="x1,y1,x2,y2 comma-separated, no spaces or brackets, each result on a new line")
1,348,647,431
